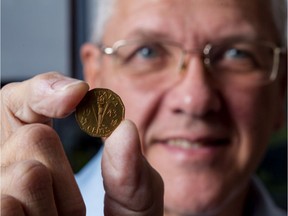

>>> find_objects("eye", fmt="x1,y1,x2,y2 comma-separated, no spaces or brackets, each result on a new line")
118,42,170,68
222,47,259,69
115,41,180,75
224,48,251,59
208,44,260,72
136,46,160,59
127,43,167,62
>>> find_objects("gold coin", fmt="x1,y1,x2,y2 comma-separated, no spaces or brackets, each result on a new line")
75,88,125,137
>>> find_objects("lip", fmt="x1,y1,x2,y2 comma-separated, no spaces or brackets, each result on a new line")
150,133,231,163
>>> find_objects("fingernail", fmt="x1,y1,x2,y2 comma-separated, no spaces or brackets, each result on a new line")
51,78,86,91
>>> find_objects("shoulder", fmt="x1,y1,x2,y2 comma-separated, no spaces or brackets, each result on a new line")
248,176,286,216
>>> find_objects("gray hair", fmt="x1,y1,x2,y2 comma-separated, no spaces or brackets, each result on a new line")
88,0,287,46
87,0,116,43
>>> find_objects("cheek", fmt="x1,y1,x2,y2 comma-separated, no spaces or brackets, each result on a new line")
100,73,165,146
120,90,164,149
226,86,277,169
229,93,258,129
227,86,276,136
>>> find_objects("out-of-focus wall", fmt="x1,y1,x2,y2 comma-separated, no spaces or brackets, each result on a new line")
2,0,70,82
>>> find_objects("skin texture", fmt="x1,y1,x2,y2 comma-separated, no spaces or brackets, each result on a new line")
1,73,163,216
82,0,286,215
1,0,286,216
1,74,89,216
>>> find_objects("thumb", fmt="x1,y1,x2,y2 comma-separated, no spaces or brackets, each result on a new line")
102,120,164,216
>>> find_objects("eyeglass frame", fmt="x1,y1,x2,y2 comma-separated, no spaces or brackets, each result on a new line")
98,38,286,85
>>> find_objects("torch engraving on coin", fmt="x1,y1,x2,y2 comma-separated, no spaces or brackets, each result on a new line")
75,88,125,137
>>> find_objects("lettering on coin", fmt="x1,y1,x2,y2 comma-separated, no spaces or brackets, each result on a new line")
75,88,125,137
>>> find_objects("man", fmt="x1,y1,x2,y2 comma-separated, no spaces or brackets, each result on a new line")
1,0,287,215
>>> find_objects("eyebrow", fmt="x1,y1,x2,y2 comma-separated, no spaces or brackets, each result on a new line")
121,26,273,49
211,34,275,46
124,29,179,42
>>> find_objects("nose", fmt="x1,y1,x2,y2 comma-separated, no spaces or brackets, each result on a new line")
165,56,221,118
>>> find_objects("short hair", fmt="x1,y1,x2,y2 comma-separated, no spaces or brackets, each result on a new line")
88,0,287,46
88,0,116,43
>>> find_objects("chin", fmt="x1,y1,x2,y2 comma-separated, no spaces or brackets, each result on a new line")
152,162,248,216
162,174,248,216
164,195,226,216
163,184,223,216
146,140,251,216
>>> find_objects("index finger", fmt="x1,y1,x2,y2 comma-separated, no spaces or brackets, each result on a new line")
1,72,89,142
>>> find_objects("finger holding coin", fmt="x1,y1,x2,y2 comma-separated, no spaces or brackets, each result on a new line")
75,88,125,137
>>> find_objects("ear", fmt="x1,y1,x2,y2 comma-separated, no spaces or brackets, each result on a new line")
81,43,102,88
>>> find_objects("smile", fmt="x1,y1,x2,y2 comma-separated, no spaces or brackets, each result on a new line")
165,138,230,150
150,136,231,164
167,139,203,149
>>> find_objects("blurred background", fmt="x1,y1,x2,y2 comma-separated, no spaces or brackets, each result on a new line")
1,0,287,210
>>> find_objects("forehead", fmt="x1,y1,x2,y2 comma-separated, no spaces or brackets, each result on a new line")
103,0,276,45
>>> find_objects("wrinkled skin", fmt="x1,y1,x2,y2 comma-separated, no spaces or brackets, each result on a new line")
1,72,163,216
82,0,286,215
1,0,286,216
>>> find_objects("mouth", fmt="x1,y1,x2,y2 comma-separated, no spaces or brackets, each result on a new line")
165,138,230,150
150,137,231,164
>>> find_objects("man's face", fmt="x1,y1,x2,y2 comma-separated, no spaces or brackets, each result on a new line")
83,0,285,214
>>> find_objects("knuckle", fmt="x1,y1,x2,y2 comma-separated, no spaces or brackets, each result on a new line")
18,123,62,153
2,124,61,164
0,82,23,144
24,123,60,142
1,194,24,216
1,82,18,98
14,160,53,201
1,82,20,113
15,160,52,190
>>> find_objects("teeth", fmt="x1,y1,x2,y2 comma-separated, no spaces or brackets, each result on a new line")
167,139,203,149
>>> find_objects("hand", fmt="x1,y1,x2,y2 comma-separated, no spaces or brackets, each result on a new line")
102,120,164,216
1,71,164,216
1,72,89,215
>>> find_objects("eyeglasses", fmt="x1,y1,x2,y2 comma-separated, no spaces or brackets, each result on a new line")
99,39,285,87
